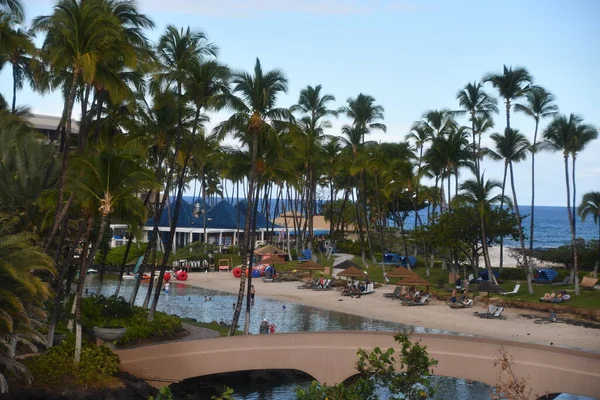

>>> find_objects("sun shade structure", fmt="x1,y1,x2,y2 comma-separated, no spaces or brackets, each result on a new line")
334,260,362,270
394,274,431,287
260,255,286,264
474,281,502,302
254,244,286,255
386,266,413,278
295,260,325,270
337,266,367,279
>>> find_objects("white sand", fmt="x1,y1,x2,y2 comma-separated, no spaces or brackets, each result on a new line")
181,271,600,352
482,246,559,269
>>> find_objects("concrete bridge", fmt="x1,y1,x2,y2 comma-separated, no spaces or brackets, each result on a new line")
116,331,600,399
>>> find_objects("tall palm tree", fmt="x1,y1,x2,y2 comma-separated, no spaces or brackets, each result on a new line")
456,81,498,177
483,65,533,132
515,86,558,270
405,123,432,227
543,114,598,295
216,58,288,335
339,93,386,263
322,137,342,237
33,0,136,251
290,84,337,250
488,129,532,293
68,134,155,363
456,176,510,284
578,192,600,278
484,65,532,269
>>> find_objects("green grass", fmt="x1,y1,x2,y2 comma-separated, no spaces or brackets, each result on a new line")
181,318,242,336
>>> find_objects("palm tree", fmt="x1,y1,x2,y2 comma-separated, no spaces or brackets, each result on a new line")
514,86,558,270
456,176,510,284
405,123,432,227
0,214,55,393
290,84,337,250
33,0,136,252
543,114,598,295
339,94,386,263
322,137,342,237
456,81,498,177
484,65,532,269
67,134,155,363
488,129,532,293
0,0,24,22
483,65,533,132
578,192,600,278
216,58,288,335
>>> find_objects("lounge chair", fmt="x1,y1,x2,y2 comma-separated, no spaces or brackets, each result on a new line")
449,299,473,309
581,276,599,290
403,294,430,306
474,305,506,319
383,287,402,299
501,283,520,296
315,279,331,290
297,279,318,289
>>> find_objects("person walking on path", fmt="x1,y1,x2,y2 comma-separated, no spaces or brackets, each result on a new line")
251,285,256,305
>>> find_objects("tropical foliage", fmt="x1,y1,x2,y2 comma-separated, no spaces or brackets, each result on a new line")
0,0,598,393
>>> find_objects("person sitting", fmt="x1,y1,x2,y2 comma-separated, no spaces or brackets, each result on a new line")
318,276,325,287
556,291,563,299
450,289,457,303
543,291,557,300
259,319,269,335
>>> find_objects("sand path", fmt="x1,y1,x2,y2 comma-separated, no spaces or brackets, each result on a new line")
181,271,600,352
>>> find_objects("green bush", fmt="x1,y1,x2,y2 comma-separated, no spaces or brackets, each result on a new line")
24,337,119,388
80,295,182,345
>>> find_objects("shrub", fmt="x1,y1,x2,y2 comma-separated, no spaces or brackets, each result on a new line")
80,295,182,345
24,337,119,388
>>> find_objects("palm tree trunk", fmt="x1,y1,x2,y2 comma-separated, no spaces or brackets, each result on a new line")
471,113,479,179
509,161,533,294
353,186,366,264
571,156,580,295
414,145,423,229
75,215,108,363
45,69,80,251
329,170,335,237
244,183,261,335
115,234,133,298
362,170,376,262
529,119,539,281
230,124,259,336
11,63,17,114
563,154,577,291
480,208,497,285
594,223,600,279
498,162,509,270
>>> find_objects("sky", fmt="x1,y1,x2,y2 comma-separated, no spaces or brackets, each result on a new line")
2,0,599,207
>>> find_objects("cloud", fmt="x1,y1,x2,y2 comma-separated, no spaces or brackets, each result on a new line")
140,0,418,17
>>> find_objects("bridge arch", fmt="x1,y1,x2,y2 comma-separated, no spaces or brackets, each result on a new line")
116,331,600,399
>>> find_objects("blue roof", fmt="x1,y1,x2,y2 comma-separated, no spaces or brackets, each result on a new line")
146,199,278,230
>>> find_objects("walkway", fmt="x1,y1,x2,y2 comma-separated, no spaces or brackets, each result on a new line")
115,331,600,399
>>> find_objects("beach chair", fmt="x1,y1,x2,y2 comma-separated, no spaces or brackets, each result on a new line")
403,294,430,306
448,298,473,309
501,283,520,296
383,287,402,299
315,279,330,290
297,278,318,289
581,276,598,290
474,305,506,319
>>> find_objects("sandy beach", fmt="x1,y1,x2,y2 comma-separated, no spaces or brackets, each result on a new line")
482,245,559,269
181,271,600,352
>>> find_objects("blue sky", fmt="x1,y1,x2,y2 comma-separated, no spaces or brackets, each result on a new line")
2,0,599,207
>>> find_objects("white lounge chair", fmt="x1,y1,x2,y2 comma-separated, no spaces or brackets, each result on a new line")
501,283,520,296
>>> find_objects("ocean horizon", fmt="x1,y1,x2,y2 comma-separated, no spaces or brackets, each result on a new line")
181,196,597,249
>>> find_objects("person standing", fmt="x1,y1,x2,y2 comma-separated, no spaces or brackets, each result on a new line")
251,285,256,305
259,319,269,335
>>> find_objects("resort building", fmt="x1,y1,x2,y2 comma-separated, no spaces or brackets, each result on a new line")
110,199,280,251
27,113,80,141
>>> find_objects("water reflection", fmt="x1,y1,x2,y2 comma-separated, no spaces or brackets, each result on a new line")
84,274,452,335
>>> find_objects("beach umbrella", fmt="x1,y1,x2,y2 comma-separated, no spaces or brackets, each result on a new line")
337,266,366,278
474,281,502,303
394,273,431,288
294,260,325,277
260,255,286,264
334,260,362,270
386,266,413,278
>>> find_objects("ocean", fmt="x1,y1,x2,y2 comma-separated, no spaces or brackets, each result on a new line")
182,196,597,249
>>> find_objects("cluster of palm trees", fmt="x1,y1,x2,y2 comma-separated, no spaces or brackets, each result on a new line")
1,0,599,385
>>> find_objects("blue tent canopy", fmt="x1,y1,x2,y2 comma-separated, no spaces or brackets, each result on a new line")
383,253,417,267
536,268,558,283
